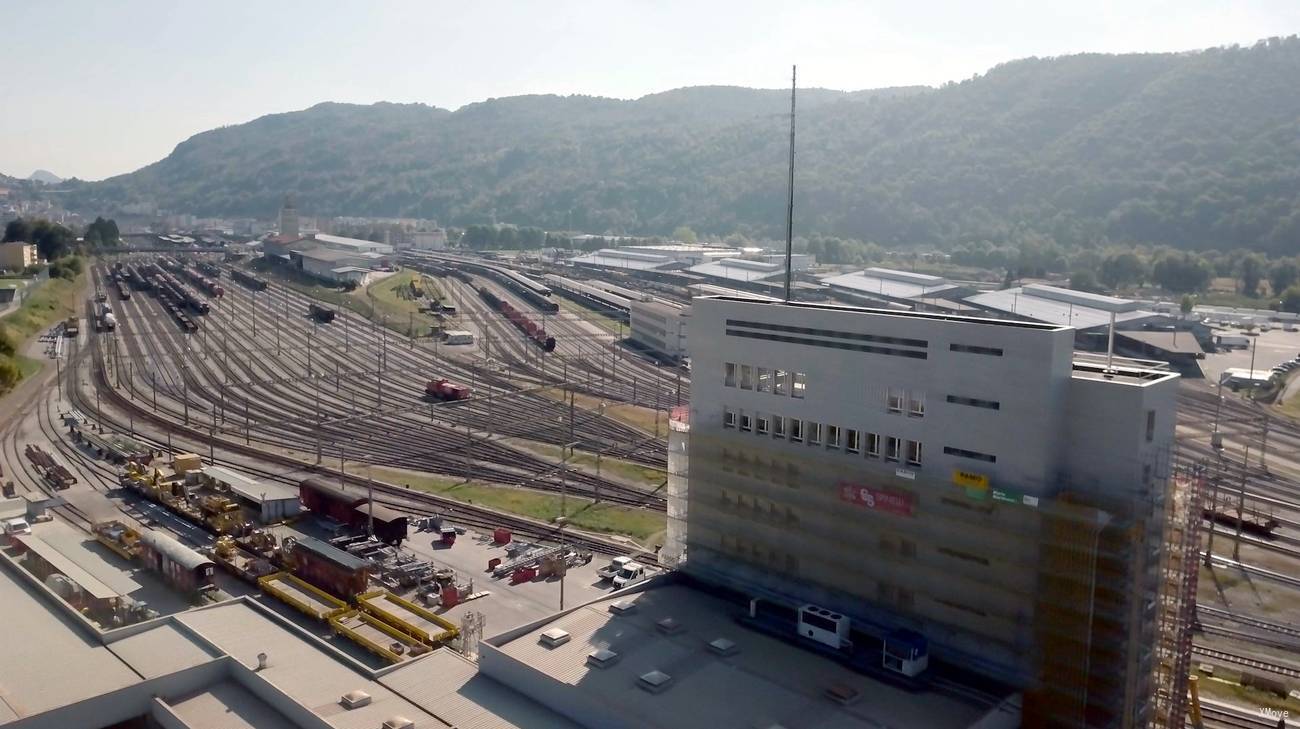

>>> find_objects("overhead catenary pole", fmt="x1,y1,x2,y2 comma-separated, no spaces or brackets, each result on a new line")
783,64,797,303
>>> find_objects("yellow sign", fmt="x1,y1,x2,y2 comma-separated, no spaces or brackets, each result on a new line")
952,469,989,490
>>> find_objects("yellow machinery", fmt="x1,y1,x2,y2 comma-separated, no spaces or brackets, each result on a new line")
258,572,347,621
356,589,458,646
93,520,142,560
329,610,432,664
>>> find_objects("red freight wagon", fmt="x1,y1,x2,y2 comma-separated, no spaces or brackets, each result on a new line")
288,535,370,599
300,478,366,524
426,379,471,401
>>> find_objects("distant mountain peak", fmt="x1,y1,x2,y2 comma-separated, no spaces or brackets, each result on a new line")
28,169,63,184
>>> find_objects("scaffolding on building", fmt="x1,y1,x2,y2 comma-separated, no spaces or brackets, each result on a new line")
1150,464,1206,729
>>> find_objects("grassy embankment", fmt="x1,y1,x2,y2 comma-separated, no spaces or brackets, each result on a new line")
362,464,665,544
0,269,85,396
250,262,444,338
536,386,667,435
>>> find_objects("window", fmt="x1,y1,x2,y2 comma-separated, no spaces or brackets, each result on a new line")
866,433,880,458
846,429,860,454
792,371,807,398
887,388,904,413
947,395,1001,410
807,422,822,445
906,440,923,466
1145,410,1155,442
724,408,736,428
724,362,737,387
885,436,901,462
950,343,1003,356
740,365,754,390
775,369,789,396
740,411,752,432
826,425,841,449
772,415,785,438
756,414,770,435
790,418,803,443
908,393,925,417
757,367,771,393
943,446,997,463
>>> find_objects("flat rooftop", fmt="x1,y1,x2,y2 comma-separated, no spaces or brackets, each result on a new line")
821,267,966,301
485,583,993,729
965,285,1160,329
699,295,1066,331
203,465,299,503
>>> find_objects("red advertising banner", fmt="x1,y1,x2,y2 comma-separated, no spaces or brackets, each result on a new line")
838,482,914,517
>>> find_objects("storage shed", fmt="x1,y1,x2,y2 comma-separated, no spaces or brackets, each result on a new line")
202,466,301,523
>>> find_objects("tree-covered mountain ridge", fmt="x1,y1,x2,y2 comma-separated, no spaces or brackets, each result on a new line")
64,37,1300,253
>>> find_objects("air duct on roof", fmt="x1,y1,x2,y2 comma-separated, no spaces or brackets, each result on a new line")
587,648,620,668
638,670,674,694
540,628,572,648
340,690,372,709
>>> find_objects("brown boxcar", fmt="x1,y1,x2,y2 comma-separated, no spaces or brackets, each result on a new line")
289,535,370,600
299,478,366,524
353,502,408,545
138,528,216,594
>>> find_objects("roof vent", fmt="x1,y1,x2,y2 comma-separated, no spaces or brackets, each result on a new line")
608,600,637,615
340,690,372,709
638,669,673,694
823,682,861,706
540,628,571,648
382,718,415,729
655,617,683,635
256,652,269,671
587,648,620,668
707,637,737,656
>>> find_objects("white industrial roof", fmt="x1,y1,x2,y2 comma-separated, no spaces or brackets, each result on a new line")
107,622,220,679
570,250,674,271
488,584,989,729
965,286,1161,330
0,559,142,721
168,681,301,729
204,466,299,503
312,233,394,253
686,258,785,282
821,267,964,301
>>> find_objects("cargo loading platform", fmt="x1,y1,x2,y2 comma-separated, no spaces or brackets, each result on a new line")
357,590,458,645
258,572,347,621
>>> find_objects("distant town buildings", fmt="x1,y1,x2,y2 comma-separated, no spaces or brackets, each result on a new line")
0,241,38,271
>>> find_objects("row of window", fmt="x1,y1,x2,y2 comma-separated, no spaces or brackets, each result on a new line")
724,362,807,397
724,407,1001,466
723,407,924,466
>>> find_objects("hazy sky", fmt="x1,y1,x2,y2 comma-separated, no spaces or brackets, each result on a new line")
3,0,1297,181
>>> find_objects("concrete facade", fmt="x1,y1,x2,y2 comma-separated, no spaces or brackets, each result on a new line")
628,298,689,361
0,241,37,270
684,296,1179,725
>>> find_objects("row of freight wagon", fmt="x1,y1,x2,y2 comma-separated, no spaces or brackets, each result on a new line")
476,285,556,351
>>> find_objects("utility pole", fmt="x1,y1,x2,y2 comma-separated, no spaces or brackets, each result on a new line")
1233,447,1249,560
1204,474,1220,567
1260,414,1270,473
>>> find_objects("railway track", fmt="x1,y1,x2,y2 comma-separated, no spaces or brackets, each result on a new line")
1192,645,1300,679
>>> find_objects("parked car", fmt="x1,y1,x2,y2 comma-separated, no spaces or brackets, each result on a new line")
597,556,632,582
3,517,32,536
612,561,648,589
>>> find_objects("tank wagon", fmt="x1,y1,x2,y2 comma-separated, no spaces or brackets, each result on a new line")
477,286,556,351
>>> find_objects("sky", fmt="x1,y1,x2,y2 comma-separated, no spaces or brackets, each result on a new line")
3,0,1298,181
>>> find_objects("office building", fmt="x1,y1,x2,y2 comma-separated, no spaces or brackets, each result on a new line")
628,298,689,361
683,295,1198,727
0,241,38,270
278,193,299,239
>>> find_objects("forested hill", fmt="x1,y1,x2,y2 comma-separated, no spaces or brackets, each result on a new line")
66,37,1300,253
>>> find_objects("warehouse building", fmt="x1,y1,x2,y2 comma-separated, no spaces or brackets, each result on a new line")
821,267,973,310
683,295,1194,728
198,466,301,523
628,297,689,362
288,248,384,284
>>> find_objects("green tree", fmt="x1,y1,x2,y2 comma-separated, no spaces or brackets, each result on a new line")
1151,252,1212,293
1069,270,1101,293
1282,285,1300,314
1239,254,1266,296
1180,294,1195,315
1098,252,1145,289
0,358,20,396
672,226,698,245
0,324,15,357
3,218,32,243
27,219,75,261
1269,259,1299,296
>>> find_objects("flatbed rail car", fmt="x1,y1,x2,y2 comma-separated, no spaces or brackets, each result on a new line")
258,571,348,621
210,536,276,583
356,589,459,645
70,427,152,464
230,268,269,291
477,286,556,351
308,302,336,323
329,610,432,664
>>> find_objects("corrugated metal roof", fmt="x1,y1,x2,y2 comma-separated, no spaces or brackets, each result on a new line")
14,534,124,600
168,680,301,729
687,258,785,283
108,622,219,679
380,651,580,729
27,520,142,596
0,562,141,719
821,269,963,301
204,465,299,503
295,536,370,572
569,251,673,271
965,287,1161,330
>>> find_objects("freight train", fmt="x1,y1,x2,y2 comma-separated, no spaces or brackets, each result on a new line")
308,302,336,323
115,279,132,300
231,268,269,291
477,286,556,351
182,266,225,298
196,261,222,278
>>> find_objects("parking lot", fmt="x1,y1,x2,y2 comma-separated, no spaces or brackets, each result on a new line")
1198,327,1300,384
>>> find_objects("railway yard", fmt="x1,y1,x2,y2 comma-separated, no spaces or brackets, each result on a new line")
3,250,1300,726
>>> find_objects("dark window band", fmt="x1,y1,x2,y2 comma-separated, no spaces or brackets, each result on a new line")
943,446,997,463
727,319,928,349
725,329,928,360
946,395,1001,410
950,343,1003,356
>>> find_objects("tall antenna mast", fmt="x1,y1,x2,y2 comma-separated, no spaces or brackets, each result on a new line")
783,65,797,302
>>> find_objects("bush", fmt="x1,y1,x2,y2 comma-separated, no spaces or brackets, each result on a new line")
0,324,14,357
47,256,83,281
0,357,19,395
22,263,46,276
